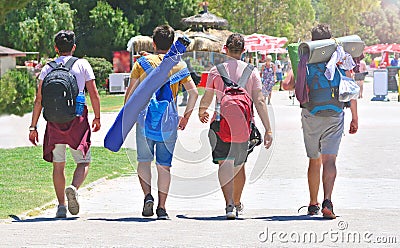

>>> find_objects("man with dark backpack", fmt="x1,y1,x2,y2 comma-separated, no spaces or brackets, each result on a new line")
199,33,273,219
29,30,101,218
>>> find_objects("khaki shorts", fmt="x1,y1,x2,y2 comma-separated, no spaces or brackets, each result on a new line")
52,144,91,163
301,108,344,158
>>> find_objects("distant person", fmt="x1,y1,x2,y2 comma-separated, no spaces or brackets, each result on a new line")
29,30,101,218
198,33,273,219
260,55,276,104
198,1,209,13
275,54,283,91
291,24,359,219
125,25,198,220
354,54,367,98
390,53,399,66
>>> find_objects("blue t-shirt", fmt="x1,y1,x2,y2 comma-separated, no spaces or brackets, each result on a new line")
390,58,398,66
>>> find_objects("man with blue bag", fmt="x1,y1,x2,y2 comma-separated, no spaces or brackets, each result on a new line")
289,24,360,219
124,25,198,220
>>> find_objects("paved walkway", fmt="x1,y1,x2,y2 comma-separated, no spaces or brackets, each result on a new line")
1,80,399,247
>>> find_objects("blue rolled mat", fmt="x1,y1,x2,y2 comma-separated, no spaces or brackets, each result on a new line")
104,38,189,152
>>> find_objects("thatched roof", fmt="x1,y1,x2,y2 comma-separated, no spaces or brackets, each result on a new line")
127,29,233,53
178,29,232,52
181,12,228,28
126,35,153,53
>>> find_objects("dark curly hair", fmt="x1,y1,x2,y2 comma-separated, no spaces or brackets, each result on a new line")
311,24,332,41
226,33,244,52
54,30,75,53
153,25,175,51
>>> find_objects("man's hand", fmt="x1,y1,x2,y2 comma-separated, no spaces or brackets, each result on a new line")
178,116,188,130
29,130,39,146
349,119,358,134
198,111,209,123
92,118,101,132
264,132,273,149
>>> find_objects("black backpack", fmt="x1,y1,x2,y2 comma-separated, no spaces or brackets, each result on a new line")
41,57,79,123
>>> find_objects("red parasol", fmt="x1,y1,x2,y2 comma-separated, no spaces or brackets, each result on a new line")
244,33,288,53
364,43,400,54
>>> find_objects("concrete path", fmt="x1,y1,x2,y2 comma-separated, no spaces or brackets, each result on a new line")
0,80,399,247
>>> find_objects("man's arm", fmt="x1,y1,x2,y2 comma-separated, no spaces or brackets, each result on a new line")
28,80,43,146
86,79,101,132
124,77,140,104
198,88,214,123
349,99,358,134
178,79,198,130
252,88,273,149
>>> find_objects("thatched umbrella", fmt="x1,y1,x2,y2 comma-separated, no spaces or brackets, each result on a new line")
176,29,232,52
127,29,233,54
181,12,228,30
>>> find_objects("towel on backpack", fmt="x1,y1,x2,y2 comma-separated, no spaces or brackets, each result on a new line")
295,54,310,104
325,45,355,81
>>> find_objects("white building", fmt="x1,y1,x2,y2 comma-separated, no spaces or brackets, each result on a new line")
0,45,26,77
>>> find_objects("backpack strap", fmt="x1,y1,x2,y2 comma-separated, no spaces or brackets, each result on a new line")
216,63,234,87
64,57,79,70
216,63,254,88
168,67,190,85
137,56,190,85
48,61,59,69
137,56,153,75
237,64,255,87
47,57,78,70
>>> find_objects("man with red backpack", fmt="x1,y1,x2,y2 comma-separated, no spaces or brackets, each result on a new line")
198,33,273,219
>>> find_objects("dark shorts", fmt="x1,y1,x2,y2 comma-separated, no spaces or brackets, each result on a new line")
208,122,249,166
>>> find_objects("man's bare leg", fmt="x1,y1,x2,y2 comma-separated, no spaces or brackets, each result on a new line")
308,157,322,205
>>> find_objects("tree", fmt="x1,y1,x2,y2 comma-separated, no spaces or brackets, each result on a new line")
377,3,400,43
2,0,75,57
210,0,314,43
84,1,136,61
106,0,198,36
287,0,315,42
0,0,30,23
314,0,380,37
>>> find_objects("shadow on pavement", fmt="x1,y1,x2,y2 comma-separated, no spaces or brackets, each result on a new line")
9,215,79,223
88,217,156,223
253,215,336,221
176,214,245,221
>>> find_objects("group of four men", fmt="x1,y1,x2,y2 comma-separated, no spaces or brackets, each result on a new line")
29,23,357,220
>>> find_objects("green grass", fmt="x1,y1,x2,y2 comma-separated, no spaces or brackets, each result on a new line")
0,146,135,219
87,93,125,113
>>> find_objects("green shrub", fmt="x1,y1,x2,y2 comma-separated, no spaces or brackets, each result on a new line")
84,57,113,90
0,68,36,116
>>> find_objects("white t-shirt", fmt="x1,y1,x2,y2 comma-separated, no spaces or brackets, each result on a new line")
275,60,282,73
39,56,95,92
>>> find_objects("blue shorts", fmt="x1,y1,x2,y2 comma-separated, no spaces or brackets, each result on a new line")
135,125,177,166
276,72,283,81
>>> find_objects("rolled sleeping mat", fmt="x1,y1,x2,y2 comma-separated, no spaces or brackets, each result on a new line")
298,35,365,64
287,43,300,79
104,37,190,152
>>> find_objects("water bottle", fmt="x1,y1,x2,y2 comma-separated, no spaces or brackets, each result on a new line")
215,102,221,121
75,91,85,116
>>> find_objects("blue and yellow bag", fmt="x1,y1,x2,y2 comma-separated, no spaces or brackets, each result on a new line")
137,56,190,141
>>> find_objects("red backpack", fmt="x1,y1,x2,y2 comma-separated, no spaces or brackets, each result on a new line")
215,63,254,143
